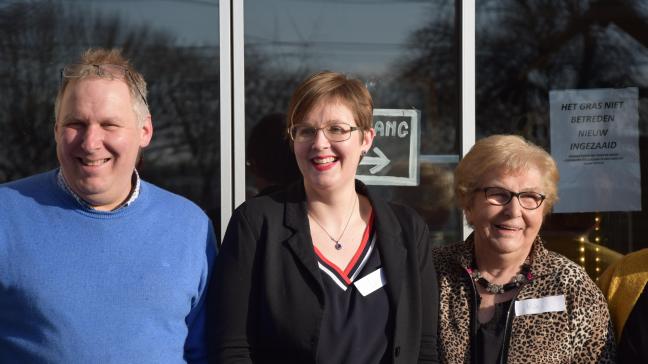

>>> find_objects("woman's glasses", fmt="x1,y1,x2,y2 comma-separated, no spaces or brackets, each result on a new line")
288,122,359,143
480,186,546,210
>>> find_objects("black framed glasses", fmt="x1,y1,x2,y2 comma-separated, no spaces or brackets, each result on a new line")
288,122,359,143
480,186,546,210
60,63,148,106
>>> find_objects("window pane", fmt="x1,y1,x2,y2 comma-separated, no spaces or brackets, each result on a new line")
244,0,460,243
476,0,648,278
0,0,220,228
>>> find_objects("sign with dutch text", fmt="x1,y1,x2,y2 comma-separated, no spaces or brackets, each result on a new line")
549,87,640,213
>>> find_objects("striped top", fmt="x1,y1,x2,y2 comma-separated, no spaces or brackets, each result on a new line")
314,212,392,364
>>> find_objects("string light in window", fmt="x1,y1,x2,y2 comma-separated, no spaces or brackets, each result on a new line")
579,236,586,267
594,213,601,282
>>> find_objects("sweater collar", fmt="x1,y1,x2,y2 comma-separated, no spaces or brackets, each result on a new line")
56,168,141,211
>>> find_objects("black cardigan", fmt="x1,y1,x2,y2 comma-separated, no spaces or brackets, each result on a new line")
208,180,439,364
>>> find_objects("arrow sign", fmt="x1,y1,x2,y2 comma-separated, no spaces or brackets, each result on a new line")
356,108,419,186
360,147,390,174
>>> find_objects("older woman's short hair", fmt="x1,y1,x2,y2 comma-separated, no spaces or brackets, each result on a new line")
286,71,373,138
454,134,559,214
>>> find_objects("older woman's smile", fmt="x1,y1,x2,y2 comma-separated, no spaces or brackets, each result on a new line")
493,223,523,231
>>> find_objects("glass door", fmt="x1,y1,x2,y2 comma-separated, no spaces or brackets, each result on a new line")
241,0,462,244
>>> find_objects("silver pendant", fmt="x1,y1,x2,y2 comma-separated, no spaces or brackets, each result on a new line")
334,242,342,250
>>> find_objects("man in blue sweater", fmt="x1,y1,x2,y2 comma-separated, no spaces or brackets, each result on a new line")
0,48,217,363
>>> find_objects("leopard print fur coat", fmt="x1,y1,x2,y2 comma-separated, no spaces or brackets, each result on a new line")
433,235,616,363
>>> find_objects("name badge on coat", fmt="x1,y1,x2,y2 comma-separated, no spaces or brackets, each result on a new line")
515,295,566,316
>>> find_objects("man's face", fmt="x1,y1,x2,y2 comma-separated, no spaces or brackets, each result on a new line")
55,77,152,211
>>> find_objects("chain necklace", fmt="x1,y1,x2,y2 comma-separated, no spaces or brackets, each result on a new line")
466,263,533,294
308,194,358,250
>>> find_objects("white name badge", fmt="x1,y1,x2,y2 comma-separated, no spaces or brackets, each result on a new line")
515,295,566,316
354,267,387,296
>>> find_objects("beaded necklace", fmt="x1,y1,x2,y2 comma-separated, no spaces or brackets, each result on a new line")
466,263,534,294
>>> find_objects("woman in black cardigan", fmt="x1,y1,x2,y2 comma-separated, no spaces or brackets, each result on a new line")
209,71,439,364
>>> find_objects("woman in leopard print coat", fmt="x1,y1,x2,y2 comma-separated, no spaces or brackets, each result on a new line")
433,135,615,363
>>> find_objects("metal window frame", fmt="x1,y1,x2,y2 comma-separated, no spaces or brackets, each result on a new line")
220,0,246,239
459,0,475,240
219,0,232,239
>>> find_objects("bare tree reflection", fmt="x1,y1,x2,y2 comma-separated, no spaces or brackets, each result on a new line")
397,1,458,155
395,0,647,149
243,49,307,135
469,0,648,254
390,0,648,253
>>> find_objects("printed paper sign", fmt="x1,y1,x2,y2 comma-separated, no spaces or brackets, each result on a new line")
549,87,641,213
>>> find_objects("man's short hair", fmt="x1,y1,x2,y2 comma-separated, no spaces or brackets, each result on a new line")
55,48,150,126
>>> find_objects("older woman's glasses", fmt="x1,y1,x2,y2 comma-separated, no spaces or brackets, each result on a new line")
61,63,148,106
481,187,546,210
289,122,359,143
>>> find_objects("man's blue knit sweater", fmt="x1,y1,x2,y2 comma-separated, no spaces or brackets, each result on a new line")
0,170,216,363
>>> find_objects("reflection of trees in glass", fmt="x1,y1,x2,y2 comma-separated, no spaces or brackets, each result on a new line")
244,1,460,155
243,44,311,139
396,1,458,155
473,0,647,146
0,1,61,181
393,0,648,149
469,0,648,255
143,48,220,210
0,1,219,210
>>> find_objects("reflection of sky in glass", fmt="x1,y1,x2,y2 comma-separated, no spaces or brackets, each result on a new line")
64,0,219,46
55,0,439,73
245,0,434,74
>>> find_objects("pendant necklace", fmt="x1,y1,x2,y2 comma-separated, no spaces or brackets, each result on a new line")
308,194,357,250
